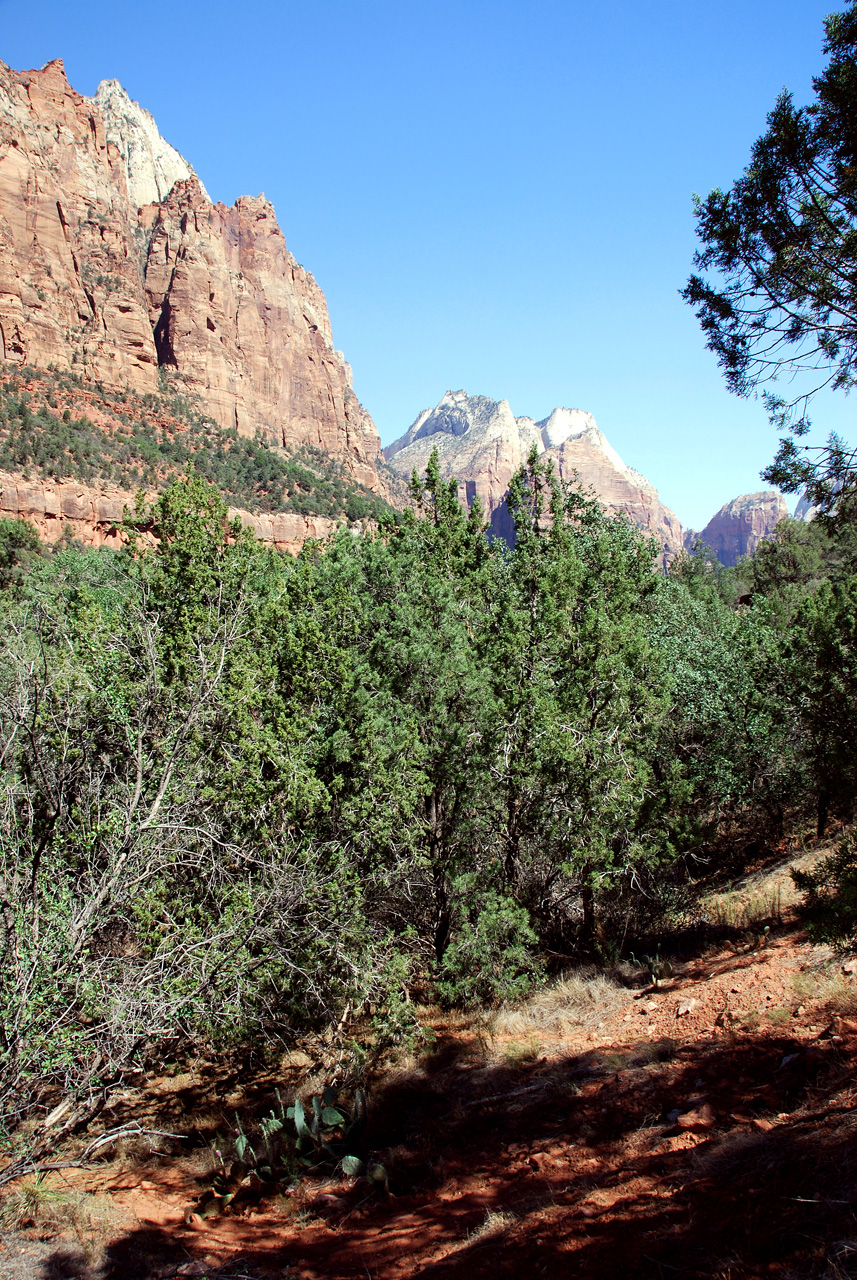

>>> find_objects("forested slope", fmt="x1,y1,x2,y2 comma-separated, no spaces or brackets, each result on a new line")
1,450,856,1136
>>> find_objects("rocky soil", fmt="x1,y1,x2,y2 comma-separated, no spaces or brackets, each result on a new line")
2,843,855,1280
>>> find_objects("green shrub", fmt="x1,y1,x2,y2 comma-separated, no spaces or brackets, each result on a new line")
437,889,542,1006
793,835,857,942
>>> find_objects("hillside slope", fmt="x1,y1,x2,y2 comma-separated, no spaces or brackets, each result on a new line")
2,844,855,1280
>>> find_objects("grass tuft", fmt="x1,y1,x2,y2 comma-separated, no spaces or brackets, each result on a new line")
492,968,627,1041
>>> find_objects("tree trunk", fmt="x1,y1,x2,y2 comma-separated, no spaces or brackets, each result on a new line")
580,879,599,952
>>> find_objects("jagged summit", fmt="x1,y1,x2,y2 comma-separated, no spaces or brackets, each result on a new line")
384,391,683,560
88,79,209,209
385,390,539,468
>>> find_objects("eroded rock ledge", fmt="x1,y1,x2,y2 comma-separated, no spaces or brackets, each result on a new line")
0,470,338,554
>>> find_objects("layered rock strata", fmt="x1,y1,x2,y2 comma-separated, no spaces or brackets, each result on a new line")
0,469,338,555
684,491,788,567
385,390,684,561
0,58,383,490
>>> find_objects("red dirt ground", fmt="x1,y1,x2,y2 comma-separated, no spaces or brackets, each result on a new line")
4,861,857,1280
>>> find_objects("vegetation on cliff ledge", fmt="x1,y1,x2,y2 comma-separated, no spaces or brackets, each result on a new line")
0,366,397,525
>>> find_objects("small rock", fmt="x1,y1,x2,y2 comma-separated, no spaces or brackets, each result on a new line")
42,1100,72,1130
796,1006,806,1016
752,1117,774,1132
676,998,699,1017
645,1000,658,1012
676,1103,716,1132
316,1194,345,1210
841,957,857,975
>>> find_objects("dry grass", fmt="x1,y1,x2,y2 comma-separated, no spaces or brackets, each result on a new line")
0,1171,127,1261
703,884,785,930
792,949,857,1014
468,1209,516,1242
492,968,627,1041
701,842,834,933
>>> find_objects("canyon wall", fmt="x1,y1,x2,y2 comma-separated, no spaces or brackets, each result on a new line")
684,491,788,567
0,58,383,490
0,469,338,555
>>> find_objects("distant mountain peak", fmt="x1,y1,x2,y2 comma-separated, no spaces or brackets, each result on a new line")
684,490,788,566
384,391,682,563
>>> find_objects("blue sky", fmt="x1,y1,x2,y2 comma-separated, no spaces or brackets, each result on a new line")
1,0,850,529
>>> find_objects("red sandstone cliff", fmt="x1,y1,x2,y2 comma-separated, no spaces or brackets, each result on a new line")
684,491,788,567
141,180,380,488
0,469,339,555
0,58,383,490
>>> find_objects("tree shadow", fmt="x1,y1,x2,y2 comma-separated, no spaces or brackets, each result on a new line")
35,1025,857,1279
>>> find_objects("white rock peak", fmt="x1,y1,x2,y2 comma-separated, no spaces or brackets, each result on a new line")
88,79,210,209
537,406,597,449
385,390,650,492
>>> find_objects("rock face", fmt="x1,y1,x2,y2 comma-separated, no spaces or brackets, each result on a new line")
386,391,542,514
0,469,338,555
0,58,159,390
385,390,684,561
91,78,208,210
685,491,788,566
0,58,383,490
141,179,381,487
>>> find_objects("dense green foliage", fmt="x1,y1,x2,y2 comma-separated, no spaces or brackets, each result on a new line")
793,836,857,942
0,366,396,523
683,2,857,509
1,451,856,1129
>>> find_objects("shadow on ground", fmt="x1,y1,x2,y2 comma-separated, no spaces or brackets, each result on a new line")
34,1020,857,1279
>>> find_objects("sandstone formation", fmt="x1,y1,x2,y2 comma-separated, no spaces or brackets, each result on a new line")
0,469,338,555
0,58,158,390
385,391,684,561
92,79,209,210
141,179,381,488
0,58,384,491
684,491,788,567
